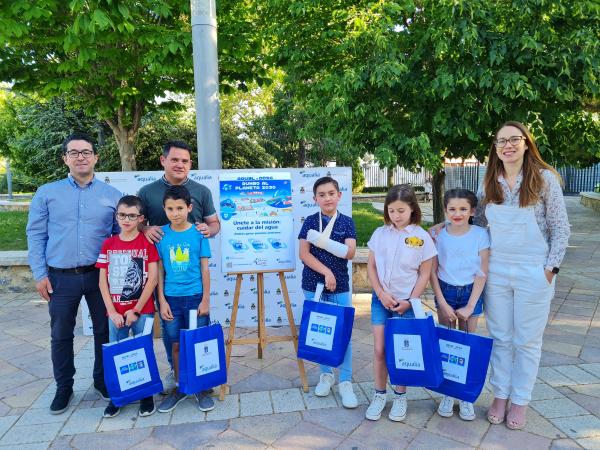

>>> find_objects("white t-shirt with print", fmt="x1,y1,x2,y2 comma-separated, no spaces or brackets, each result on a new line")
367,224,437,300
436,225,490,286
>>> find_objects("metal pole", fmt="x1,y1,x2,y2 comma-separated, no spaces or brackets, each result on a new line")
6,159,12,200
191,0,222,170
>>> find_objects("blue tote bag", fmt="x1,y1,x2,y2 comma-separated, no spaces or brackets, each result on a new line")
427,326,493,402
384,315,443,387
179,319,227,395
297,284,355,367
102,330,163,407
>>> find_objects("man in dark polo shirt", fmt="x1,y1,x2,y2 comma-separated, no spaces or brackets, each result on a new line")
138,140,220,390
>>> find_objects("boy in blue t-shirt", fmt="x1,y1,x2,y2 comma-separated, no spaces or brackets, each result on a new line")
298,176,358,408
155,185,214,414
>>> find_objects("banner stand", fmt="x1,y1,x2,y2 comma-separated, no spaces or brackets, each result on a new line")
219,268,309,400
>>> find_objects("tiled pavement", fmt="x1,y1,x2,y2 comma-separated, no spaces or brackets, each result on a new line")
0,197,598,449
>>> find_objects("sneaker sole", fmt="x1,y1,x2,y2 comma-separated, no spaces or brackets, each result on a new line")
388,412,407,422
49,393,74,415
198,403,215,412
94,387,110,401
103,409,121,418
158,395,188,413
459,412,476,421
437,408,454,418
139,406,157,417
365,411,382,421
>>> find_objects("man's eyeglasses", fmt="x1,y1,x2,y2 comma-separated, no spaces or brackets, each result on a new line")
116,213,142,221
65,149,94,159
494,136,526,148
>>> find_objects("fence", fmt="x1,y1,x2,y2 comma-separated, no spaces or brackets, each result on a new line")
362,162,600,194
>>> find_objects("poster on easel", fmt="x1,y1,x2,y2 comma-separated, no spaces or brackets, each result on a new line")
219,172,295,273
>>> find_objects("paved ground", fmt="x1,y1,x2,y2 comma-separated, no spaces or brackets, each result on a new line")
0,196,598,449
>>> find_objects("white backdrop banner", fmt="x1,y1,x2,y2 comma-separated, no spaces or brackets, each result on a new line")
96,168,352,326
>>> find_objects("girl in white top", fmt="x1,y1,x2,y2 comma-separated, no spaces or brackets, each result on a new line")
365,184,437,423
430,188,490,421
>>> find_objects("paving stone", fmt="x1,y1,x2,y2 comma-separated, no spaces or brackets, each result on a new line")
15,406,72,426
302,406,366,435
542,341,582,358
271,388,305,413
408,430,474,449
404,399,437,429
201,428,267,450
152,420,228,448
335,437,367,450
97,404,138,431
133,408,171,428
262,357,305,381
0,421,62,445
331,382,369,407
128,436,176,450
523,407,567,439
565,393,600,417
59,406,104,435
480,424,552,450
531,398,589,419
230,411,302,445
301,388,338,410
169,397,205,425
550,415,600,439
550,438,585,449
0,443,50,450
571,383,600,398
424,407,489,447
230,371,293,394
0,379,52,409
580,346,600,363
0,415,18,439
70,428,152,449
349,418,419,449
576,436,600,449
0,402,11,418
531,383,566,401
554,365,600,384
205,393,240,421
272,420,345,449
240,391,273,417
538,367,579,386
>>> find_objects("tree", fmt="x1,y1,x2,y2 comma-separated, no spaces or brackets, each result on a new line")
264,0,600,222
0,0,267,170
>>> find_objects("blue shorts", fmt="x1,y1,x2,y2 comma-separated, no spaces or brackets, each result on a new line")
371,291,415,325
434,279,484,316
163,294,210,345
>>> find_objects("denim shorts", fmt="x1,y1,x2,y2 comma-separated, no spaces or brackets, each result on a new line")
163,294,210,345
371,291,415,325
434,278,484,316
109,313,154,342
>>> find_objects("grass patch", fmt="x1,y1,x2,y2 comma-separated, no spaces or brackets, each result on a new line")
352,202,384,246
0,211,28,251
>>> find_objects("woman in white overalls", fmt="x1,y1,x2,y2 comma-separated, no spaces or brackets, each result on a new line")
475,121,570,429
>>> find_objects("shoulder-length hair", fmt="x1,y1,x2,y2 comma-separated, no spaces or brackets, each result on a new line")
483,121,561,207
383,184,422,225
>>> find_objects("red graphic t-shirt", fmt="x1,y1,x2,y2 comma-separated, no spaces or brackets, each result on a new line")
96,233,159,315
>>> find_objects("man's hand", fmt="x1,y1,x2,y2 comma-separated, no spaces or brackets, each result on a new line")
36,277,53,302
143,225,164,243
195,222,211,238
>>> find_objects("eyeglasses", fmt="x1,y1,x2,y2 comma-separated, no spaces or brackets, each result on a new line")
65,149,94,159
494,136,526,148
116,213,141,221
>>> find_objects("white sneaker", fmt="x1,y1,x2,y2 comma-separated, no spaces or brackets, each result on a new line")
338,381,358,409
459,400,476,421
314,373,335,397
437,395,455,417
389,395,407,422
365,392,387,421
161,370,176,395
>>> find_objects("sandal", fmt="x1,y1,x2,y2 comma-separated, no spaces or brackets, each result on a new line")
506,404,527,430
487,398,507,425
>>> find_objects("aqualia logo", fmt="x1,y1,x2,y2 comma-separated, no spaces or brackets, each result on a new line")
134,174,158,183
310,323,333,335
440,353,465,367
119,359,146,375
301,171,320,178
190,173,212,181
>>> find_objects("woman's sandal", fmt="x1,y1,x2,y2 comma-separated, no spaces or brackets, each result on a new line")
487,398,507,425
506,404,527,430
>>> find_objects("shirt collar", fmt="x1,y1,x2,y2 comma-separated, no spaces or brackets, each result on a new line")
385,223,416,234
497,171,523,188
161,175,189,186
67,174,96,189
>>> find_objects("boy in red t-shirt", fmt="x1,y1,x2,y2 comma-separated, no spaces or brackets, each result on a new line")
96,195,159,418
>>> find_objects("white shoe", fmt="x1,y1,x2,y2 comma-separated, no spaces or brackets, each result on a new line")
389,395,407,422
459,400,476,421
365,392,387,421
437,395,455,417
314,373,335,397
338,381,358,409
162,370,176,395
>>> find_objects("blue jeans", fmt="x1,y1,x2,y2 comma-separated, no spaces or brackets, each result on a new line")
370,291,415,325
434,278,484,316
303,290,352,383
163,294,209,345
108,313,155,342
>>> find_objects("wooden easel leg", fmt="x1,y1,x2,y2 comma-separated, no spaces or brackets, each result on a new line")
220,273,243,400
278,272,308,392
257,273,266,359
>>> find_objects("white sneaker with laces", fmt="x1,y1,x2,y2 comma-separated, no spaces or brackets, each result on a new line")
459,400,476,421
437,395,455,417
365,392,387,421
314,373,335,397
338,381,358,409
389,395,407,422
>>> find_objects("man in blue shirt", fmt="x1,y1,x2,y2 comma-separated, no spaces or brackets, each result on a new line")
27,132,122,414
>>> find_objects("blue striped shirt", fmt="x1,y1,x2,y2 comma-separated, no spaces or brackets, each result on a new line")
26,176,122,281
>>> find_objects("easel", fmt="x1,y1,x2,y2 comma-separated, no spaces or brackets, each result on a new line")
219,268,308,400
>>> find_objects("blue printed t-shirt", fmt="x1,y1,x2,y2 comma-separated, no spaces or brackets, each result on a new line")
155,225,211,296
298,211,356,293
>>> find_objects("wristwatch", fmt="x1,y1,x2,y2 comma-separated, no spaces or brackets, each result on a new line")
545,266,560,274
132,310,141,318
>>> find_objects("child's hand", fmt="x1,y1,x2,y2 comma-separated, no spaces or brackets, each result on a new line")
456,305,474,321
109,311,124,328
160,302,174,321
391,299,411,314
324,271,337,292
124,310,138,327
198,300,210,316
379,291,398,310
438,302,457,323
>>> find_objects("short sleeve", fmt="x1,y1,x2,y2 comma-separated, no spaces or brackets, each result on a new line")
367,227,381,252
298,214,316,240
200,236,211,258
203,188,217,218
154,233,165,260
147,242,160,263
477,227,490,251
95,239,110,268
345,217,357,240
420,231,437,261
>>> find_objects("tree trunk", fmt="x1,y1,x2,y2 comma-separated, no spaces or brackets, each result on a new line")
387,166,394,188
432,168,445,225
297,140,306,167
105,102,143,171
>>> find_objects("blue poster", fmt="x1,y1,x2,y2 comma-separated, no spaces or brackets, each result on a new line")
219,172,295,272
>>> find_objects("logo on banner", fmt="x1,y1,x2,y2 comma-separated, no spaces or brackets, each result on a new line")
393,334,425,371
